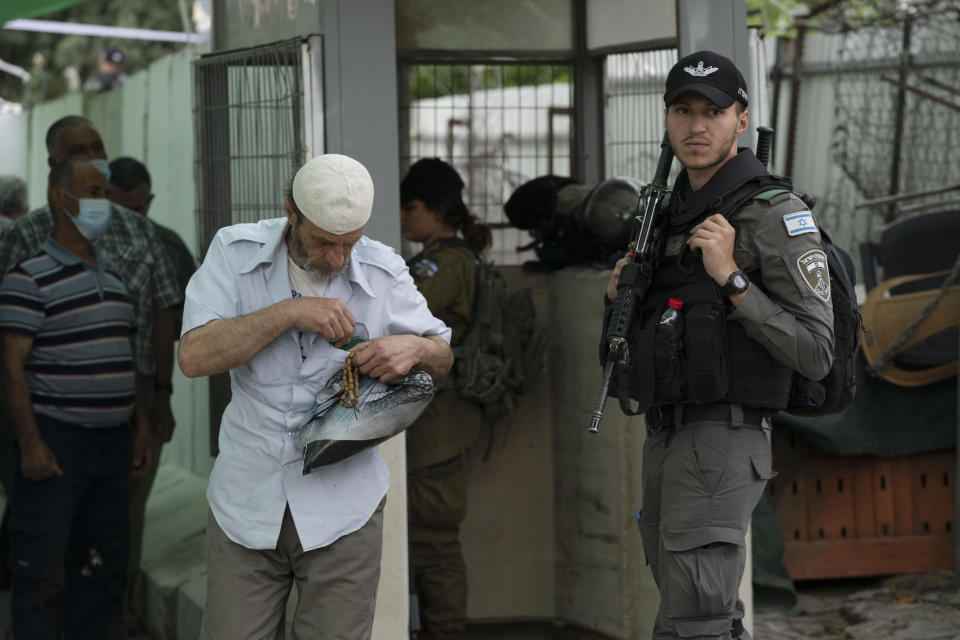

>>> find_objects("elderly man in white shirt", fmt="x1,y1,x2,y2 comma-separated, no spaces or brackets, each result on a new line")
178,154,453,640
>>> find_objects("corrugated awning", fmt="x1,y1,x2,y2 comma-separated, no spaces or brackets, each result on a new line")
0,0,86,26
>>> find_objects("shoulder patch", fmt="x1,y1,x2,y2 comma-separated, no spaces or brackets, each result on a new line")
782,210,817,236
412,258,439,278
797,249,830,302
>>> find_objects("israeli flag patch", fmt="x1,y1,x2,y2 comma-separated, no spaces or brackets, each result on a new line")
412,258,439,278
782,210,817,236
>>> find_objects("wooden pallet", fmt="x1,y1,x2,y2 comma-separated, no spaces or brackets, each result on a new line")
768,429,955,580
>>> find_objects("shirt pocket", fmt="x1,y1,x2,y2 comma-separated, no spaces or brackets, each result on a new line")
246,334,299,389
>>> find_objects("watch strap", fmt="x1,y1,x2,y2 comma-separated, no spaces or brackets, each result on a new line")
721,270,750,297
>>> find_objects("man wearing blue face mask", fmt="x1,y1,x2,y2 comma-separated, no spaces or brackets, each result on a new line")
0,158,153,639
0,115,182,624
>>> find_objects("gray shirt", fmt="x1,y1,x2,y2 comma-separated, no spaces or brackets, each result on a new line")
728,191,835,380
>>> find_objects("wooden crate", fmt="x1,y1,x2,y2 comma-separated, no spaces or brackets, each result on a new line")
767,429,955,580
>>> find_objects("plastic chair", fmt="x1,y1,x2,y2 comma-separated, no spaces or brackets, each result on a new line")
858,209,959,372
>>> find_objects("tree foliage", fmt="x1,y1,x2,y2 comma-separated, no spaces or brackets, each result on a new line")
408,64,572,102
0,0,188,106
746,0,959,37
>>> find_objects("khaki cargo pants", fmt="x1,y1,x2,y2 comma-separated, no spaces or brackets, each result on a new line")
637,416,774,639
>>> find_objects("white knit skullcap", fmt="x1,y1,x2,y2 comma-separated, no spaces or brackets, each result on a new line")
291,154,374,234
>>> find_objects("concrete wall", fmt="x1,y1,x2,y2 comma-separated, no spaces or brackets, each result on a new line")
459,266,658,638
0,115,29,185
547,267,654,638
213,0,323,52
461,267,557,622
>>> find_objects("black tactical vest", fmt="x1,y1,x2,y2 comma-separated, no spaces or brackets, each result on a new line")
612,241,794,413
608,150,795,414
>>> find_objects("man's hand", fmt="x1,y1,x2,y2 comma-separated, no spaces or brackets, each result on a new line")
349,335,423,382
131,426,154,477
20,437,63,481
687,213,739,285
151,392,176,443
291,297,357,346
606,257,630,303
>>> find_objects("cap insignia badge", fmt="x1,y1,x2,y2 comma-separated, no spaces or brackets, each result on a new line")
684,61,719,77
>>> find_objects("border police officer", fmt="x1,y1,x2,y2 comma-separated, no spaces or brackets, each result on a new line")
604,51,834,639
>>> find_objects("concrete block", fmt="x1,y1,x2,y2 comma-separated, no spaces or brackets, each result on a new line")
139,531,207,640
133,463,209,640
177,573,207,639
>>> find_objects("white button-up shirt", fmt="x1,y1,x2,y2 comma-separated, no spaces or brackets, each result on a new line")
182,218,450,551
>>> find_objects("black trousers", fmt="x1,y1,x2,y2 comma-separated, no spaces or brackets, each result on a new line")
9,414,130,640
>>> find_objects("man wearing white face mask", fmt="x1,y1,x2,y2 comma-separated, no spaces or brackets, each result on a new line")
0,115,182,626
0,159,153,639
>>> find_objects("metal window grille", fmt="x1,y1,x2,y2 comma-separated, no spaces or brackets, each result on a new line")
604,49,677,182
399,63,574,265
193,37,313,256
825,15,960,244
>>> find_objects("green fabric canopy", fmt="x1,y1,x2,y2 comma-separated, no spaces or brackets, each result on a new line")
1,0,87,26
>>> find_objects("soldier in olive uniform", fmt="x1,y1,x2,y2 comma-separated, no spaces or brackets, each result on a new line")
604,51,834,639
400,158,491,640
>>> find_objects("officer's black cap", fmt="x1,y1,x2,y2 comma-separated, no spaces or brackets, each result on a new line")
664,50,748,109
400,158,464,205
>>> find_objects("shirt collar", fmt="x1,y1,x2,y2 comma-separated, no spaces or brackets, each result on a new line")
42,237,82,265
42,236,111,268
239,219,376,298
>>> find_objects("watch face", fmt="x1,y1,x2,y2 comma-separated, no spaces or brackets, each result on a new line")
733,274,748,290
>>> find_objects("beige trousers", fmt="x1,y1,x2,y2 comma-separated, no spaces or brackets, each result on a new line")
200,501,384,640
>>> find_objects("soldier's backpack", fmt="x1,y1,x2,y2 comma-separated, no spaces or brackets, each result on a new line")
749,189,862,416
784,227,861,415
451,250,548,424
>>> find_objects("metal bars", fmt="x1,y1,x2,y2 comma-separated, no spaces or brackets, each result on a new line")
399,63,574,265
826,15,960,244
603,48,677,182
193,37,307,257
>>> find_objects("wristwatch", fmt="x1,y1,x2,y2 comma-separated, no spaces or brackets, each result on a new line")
721,270,750,297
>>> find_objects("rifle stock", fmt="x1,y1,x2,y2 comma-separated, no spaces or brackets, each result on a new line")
588,132,674,433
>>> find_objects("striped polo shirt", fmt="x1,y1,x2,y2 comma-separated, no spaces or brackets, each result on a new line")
0,238,136,427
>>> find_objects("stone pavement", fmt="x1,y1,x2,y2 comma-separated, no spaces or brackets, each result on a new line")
755,572,960,640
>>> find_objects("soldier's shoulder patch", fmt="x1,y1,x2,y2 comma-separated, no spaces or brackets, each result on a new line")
412,258,439,278
797,249,830,302
782,210,817,236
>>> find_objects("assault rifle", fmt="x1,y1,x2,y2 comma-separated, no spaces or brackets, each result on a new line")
586,127,776,433
588,132,674,433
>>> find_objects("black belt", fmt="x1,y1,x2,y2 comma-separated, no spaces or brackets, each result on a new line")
646,403,771,431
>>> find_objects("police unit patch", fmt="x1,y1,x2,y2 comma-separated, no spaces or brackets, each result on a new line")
783,210,817,236
797,249,830,302
412,258,439,278
684,61,719,77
